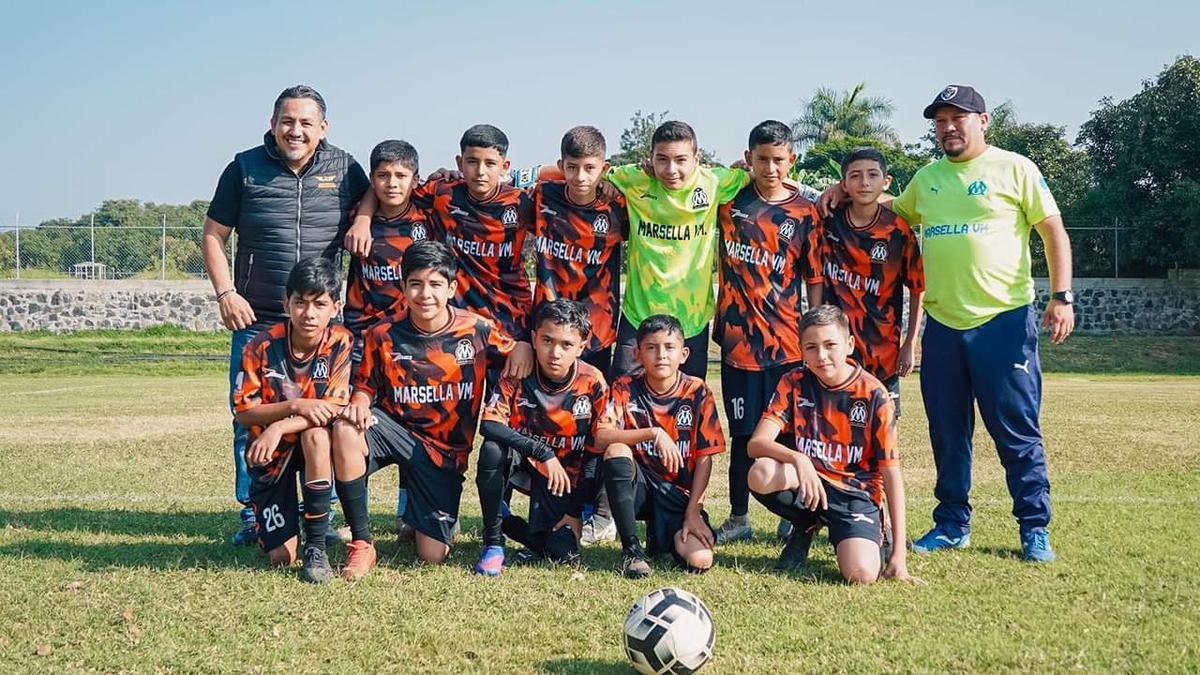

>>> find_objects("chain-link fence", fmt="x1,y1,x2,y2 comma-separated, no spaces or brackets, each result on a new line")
0,222,235,281
0,218,1137,282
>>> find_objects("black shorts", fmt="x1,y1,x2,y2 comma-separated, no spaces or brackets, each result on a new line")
364,409,465,547
582,344,614,381
720,362,800,437
632,468,713,565
773,483,883,546
248,446,303,552
613,317,709,380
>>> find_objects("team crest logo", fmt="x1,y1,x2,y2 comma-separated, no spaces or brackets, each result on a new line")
940,86,959,101
967,180,988,196
592,214,609,234
312,356,329,381
411,223,427,241
849,400,869,427
571,396,592,419
675,404,694,430
689,187,710,210
870,241,889,263
502,207,518,227
454,338,476,365
779,218,796,240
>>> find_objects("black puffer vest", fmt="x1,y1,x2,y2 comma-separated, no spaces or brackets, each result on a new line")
233,132,359,329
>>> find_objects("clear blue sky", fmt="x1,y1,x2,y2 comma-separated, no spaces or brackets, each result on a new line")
1,0,1196,226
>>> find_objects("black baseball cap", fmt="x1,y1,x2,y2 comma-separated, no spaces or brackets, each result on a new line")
923,85,987,119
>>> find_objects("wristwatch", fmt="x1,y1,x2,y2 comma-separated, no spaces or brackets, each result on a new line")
1051,290,1074,304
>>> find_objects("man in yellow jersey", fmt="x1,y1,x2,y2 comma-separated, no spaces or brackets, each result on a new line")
824,85,1074,563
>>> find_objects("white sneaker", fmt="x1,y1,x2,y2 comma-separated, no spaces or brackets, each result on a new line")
580,514,617,546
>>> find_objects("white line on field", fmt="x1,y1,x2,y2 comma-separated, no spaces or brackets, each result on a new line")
0,494,1196,506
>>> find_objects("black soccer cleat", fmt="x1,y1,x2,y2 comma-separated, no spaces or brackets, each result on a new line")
775,525,814,572
621,545,653,579
301,546,335,585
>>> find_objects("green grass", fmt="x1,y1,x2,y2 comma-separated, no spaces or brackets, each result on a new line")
1,335,1199,671
0,326,227,375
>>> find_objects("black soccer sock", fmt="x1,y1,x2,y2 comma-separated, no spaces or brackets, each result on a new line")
301,479,332,551
335,475,372,543
603,456,641,551
476,441,506,548
729,436,752,517
502,514,534,550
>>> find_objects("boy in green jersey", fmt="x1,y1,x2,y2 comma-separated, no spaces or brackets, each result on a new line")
605,121,748,380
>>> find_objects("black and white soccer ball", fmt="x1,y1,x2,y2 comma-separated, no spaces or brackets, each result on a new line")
623,587,715,674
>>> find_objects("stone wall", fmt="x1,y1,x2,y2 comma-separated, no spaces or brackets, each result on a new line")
1031,277,1200,335
0,281,223,332
1,277,1198,335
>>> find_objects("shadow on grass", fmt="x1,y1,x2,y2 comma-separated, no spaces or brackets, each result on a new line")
539,657,632,674
971,545,1025,561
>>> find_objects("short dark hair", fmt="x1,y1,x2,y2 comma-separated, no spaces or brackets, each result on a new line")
286,256,341,300
748,120,793,150
532,299,592,341
273,85,327,120
799,304,851,339
401,240,457,282
841,147,888,175
460,124,509,156
560,126,607,159
370,139,419,174
651,120,697,152
635,314,685,345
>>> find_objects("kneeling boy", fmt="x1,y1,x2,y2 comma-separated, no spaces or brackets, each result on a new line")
233,257,354,584
480,299,609,564
332,241,517,579
597,315,725,577
747,305,922,584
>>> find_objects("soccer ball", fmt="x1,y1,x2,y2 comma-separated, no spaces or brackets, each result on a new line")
623,587,715,674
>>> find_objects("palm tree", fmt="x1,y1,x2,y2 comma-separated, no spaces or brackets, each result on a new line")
791,82,899,149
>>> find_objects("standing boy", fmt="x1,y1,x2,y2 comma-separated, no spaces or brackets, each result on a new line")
711,120,824,544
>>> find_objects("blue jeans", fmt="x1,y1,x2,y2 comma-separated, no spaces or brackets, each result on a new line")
229,328,259,514
920,305,1052,537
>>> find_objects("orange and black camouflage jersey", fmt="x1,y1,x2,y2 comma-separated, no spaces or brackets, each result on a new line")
481,361,609,486
822,205,924,382
598,373,725,495
717,185,824,370
234,323,354,482
531,182,627,353
532,181,628,355
762,362,899,505
343,204,438,336
420,179,535,342
354,307,515,473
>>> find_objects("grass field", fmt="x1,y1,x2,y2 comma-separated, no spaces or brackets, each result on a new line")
1,330,1198,672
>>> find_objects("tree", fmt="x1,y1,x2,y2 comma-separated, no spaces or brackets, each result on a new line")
791,83,899,150
1077,54,1200,274
796,136,931,194
608,110,719,166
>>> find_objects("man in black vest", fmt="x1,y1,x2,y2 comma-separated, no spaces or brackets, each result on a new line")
202,85,369,546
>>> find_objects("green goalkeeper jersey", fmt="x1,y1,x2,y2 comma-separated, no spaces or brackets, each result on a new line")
608,164,750,338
